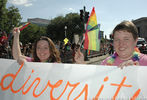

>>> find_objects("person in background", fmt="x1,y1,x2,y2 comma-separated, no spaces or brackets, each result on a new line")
74,20,147,68
109,42,114,55
0,31,9,58
12,27,61,65
139,43,146,54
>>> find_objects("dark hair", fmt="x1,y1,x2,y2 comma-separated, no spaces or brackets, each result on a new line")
112,20,138,40
33,36,61,63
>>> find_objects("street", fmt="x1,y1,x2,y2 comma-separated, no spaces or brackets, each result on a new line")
85,54,109,65
92,60,102,65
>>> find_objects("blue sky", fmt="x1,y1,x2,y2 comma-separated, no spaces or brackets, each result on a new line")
7,0,147,38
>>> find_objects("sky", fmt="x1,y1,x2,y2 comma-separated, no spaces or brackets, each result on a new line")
7,0,147,38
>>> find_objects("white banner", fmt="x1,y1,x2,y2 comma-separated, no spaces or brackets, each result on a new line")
0,58,147,100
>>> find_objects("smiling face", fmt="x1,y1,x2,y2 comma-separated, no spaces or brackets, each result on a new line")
36,40,50,62
113,30,137,60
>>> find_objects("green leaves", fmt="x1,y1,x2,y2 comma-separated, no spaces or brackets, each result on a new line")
0,1,22,33
20,24,46,44
46,13,84,42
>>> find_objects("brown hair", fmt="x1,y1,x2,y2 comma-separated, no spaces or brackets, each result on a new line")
33,36,61,63
112,20,138,40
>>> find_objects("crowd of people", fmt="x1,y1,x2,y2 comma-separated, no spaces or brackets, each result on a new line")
0,28,80,63
0,29,12,59
1,20,147,68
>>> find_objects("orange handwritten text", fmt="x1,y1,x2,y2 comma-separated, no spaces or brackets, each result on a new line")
0,63,141,99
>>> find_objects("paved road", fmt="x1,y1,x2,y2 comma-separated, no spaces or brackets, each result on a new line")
85,54,109,65
92,60,102,65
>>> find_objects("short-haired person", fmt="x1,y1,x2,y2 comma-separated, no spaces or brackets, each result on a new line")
101,20,147,68
74,21,147,68
12,27,61,65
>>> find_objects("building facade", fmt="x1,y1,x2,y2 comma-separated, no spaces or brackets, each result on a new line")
27,18,50,26
132,17,147,41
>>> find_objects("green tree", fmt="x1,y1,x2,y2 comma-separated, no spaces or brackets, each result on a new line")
46,13,84,42
0,0,21,33
6,6,22,33
47,16,65,41
0,0,7,30
20,24,46,44
64,13,84,42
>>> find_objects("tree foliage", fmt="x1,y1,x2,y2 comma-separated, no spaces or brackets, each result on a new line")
47,13,84,43
20,24,46,44
0,0,22,33
7,6,22,32
0,0,8,30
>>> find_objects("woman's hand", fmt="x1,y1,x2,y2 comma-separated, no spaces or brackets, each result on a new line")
74,48,85,64
118,60,139,69
17,57,27,65
12,27,20,36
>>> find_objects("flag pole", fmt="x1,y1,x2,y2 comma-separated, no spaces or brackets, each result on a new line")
83,6,89,61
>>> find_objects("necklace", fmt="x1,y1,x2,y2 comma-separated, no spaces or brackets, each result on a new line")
107,51,140,65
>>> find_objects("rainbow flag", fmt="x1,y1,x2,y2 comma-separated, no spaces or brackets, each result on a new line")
84,7,100,51
19,22,30,31
8,22,30,41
